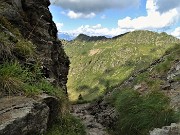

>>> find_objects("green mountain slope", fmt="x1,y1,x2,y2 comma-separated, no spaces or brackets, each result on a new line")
91,43,180,135
64,30,180,101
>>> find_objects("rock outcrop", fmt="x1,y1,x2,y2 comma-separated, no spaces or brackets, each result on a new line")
88,100,117,129
0,95,59,135
0,0,69,92
149,123,180,135
71,103,109,135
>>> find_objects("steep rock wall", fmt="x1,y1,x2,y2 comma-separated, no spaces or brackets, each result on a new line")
0,0,69,92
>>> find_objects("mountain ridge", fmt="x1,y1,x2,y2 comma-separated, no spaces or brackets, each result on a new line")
59,30,179,42
74,33,108,42
64,30,180,101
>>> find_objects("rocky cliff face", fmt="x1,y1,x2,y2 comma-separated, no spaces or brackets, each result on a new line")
0,0,69,92
0,0,70,134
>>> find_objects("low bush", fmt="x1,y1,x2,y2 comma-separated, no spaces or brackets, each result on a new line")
0,62,27,95
46,114,86,135
0,15,21,37
0,62,65,99
0,15,12,30
13,40,36,59
114,90,177,135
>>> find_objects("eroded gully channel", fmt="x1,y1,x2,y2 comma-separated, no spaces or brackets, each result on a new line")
71,103,109,135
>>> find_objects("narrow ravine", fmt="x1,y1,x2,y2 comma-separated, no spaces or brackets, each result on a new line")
71,103,109,135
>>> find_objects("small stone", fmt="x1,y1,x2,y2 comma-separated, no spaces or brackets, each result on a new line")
162,82,171,90
175,64,180,71
134,84,142,90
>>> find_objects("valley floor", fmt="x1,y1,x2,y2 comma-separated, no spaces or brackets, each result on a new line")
71,103,109,135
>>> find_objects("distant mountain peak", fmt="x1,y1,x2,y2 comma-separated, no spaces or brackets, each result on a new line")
58,30,178,42
75,34,108,41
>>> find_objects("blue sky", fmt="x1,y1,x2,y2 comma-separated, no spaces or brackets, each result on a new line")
49,0,180,39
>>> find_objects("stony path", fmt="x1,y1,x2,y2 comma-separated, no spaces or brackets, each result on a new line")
71,103,109,135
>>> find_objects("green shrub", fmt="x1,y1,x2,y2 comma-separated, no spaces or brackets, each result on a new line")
0,15,12,30
0,62,27,95
155,59,172,75
0,41,13,61
36,80,56,93
13,40,36,58
115,90,177,135
0,15,21,37
46,114,86,135
134,72,148,84
153,44,180,76
0,62,42,95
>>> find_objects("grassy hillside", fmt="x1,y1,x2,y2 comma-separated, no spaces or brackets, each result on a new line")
64,30,180,101
111,44,180,135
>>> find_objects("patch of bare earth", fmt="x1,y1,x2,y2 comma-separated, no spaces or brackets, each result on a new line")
89,49,101,56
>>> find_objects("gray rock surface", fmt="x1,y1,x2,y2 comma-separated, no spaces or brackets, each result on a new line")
0,95,59,135
149,123,180,135
72,103,109,135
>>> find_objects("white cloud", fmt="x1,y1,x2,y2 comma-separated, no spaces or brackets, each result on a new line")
171,27,180,39
118,0,179,30
50,0,140,19
67,11,95,19
56,23,64,31
59,24,131,38
56,0,180,39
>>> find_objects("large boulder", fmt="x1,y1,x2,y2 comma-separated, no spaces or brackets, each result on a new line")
0,95,59,135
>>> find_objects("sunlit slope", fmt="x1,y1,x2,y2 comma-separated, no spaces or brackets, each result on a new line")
64,30,180,101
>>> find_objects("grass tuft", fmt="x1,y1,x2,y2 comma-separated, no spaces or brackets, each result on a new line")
114,90,178,135
0,62,26,95
46,114,86,135
13,40,36,59
0,62,65,100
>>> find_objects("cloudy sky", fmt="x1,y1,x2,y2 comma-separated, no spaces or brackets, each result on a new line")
49,0,180,39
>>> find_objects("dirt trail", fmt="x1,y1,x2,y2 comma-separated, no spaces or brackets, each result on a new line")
71,103,109,135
